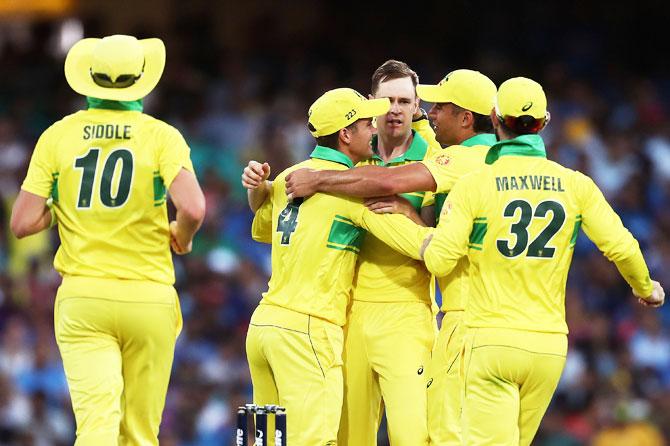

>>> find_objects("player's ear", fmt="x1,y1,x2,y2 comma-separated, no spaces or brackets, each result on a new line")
368,93,374,100
339,127,351,145
462,110,474,128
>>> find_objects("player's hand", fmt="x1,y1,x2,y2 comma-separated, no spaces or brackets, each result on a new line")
169,221,193,255
285,168,319,201
635,280,665,308
242,161,271,190
365,195,414,217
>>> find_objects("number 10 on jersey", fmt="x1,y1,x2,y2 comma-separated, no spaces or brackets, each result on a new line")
74,148,134,209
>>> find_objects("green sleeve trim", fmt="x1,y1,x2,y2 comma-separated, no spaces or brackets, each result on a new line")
327,215,366,252
326,243,361,254
51,173,59,203
469,219,488,247
569,217,582,248
153,171,166,206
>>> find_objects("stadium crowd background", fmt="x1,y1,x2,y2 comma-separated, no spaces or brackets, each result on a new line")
0,1,669,444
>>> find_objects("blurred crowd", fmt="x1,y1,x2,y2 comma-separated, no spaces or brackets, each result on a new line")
0,16,669,446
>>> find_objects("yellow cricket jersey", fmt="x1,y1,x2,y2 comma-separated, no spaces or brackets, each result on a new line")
251,146,432,326
352,130,436,304
420,133,496,312
424,134,653,334
21,99,194,291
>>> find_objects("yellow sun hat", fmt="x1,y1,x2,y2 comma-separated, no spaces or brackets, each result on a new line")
64,34,165,101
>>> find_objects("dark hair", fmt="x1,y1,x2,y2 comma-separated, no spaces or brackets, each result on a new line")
499,115,545,135
473,112,494,133
371,59,418,95
448,103,494,133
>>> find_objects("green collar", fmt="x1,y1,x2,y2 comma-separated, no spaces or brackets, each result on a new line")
461,133,497,148
310,145,354,168
87,97,143,112
371,130,428,165
485,134,546,165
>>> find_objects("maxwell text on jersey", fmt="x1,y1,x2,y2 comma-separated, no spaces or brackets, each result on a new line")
495,175,565,192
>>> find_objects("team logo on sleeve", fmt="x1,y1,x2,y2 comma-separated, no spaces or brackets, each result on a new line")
434,154,451,166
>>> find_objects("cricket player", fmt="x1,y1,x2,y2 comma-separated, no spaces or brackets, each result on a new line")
10,35,206,445
422,77,665,446
244,88,433,445
284,69,497,445
336,60,436,446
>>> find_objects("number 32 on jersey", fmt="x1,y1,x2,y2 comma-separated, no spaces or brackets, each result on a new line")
496,199,566,259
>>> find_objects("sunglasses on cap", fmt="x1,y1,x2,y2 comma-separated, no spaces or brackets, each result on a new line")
497,112,550,135
89,61,145,89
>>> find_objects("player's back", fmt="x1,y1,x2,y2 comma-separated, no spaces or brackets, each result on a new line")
459,155,606,333
27,108,190,286
252,157,368,327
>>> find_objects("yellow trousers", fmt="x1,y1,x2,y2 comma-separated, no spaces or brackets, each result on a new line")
460,327,567,446
426,311,465,445
338,300,434,446
54,278,182,446
246,304,343,446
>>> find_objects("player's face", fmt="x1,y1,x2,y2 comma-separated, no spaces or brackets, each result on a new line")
428,102,467,146
373,77,418,140
347,118,375,162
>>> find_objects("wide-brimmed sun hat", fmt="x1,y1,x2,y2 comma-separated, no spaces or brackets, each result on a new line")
65,34,165,101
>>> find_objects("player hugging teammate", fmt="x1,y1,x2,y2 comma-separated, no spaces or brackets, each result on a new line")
244,63,665,445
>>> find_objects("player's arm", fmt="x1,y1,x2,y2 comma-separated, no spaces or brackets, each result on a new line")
251,192,273,244
10,192,53,239
12,126,57,239
422,180,474,277
168,168,206,255
242,160,272,212
412,115,441,149
285,163,437,199
578,174,664,306
355,207,433,260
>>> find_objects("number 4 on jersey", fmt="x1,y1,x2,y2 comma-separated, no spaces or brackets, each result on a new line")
277,199,303,245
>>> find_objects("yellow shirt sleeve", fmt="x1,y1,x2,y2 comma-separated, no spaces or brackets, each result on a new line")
159,124,195,188
22,126,56,198
423,177,474,277
422,190,435,207
352,205,432,260
412,119,440,150
419,148,464,194
251,182,275,244
577,172,653,296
